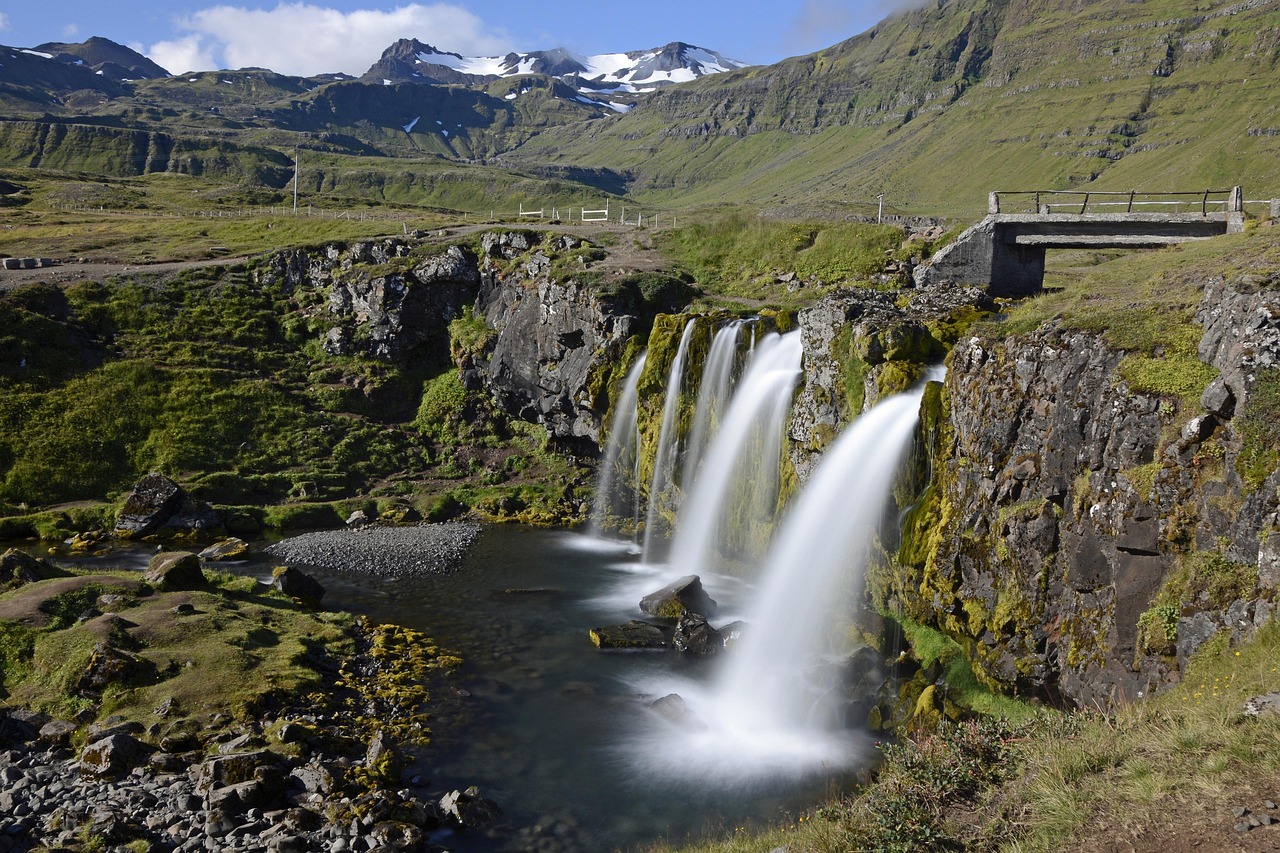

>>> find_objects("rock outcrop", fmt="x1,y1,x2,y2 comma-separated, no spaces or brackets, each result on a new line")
114,474,222,540
789,284,995,478
889,273,1280,709
462,231,695,452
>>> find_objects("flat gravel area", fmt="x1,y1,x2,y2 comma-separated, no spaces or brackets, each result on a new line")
265,522,483,577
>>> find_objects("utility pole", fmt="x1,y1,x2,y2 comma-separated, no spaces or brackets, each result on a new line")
292,147,299,215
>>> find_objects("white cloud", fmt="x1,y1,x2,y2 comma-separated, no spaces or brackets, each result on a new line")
0,13,9,32
149,34,220,76
146,2,513,77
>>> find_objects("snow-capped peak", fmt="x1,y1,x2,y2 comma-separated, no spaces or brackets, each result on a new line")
365,39,747,94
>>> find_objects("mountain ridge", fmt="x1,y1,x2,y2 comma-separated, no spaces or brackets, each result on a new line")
1,0,1279,215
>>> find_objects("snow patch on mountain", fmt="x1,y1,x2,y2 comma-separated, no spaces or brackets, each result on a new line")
374,39,746,97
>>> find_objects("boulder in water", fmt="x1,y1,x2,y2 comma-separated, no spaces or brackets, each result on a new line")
589,620,667,649
648,693,708,732
199,537,249,561
639,574,718,620
271,565,325,608
671,612,721,655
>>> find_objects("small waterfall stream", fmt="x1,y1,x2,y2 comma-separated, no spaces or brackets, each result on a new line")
665,331,803,576
588,353,647,542
641,319,697,562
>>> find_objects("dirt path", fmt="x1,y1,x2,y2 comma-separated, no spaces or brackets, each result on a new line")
0,220,675,290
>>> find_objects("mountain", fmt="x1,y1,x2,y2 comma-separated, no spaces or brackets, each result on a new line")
361,38,747,108
3,0,1280,216
502,0,1280,214
32,36,170,81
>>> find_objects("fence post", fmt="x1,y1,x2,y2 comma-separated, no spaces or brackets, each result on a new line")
988,192,1000,214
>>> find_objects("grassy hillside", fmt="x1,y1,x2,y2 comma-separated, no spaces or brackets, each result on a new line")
505,0,1280,216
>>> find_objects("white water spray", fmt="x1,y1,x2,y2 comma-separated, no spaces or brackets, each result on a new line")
680,320,746,491
623,385,927,783
664,331,803,576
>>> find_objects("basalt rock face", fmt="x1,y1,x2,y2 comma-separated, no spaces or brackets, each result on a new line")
253,238,482,367
788,284,994,479
892,274,1280,709
462,232,693,452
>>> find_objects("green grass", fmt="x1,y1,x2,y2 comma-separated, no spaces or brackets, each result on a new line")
0,233,592,528
656,213,902,296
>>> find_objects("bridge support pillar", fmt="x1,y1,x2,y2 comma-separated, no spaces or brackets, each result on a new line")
912,217,1045,296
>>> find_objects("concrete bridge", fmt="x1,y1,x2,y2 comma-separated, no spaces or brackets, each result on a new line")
914,187,1246,296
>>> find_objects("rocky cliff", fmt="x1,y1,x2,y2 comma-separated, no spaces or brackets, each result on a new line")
886,269,1280,709
461,231,695,453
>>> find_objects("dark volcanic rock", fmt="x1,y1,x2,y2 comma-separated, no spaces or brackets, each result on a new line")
639,574,718,619
271,565,326,607
671,611,721,654
114,473,185,538
589,620,667,649
114,473,223,540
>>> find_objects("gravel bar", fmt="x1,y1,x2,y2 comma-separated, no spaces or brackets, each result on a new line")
265,522,483,577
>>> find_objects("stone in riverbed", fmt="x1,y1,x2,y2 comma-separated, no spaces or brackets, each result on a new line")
639,575,718,620
671,612,721,655
271,565,325,608
648,693,707,731
198,537,249,561
589,620,667,649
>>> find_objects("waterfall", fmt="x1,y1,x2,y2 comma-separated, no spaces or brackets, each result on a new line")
621,384,928,783
665,331,803,576
589,353,647,539
714,389,924,735
679,320,746,491
641,319,698,562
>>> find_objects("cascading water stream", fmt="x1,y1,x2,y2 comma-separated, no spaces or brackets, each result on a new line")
588,353,647,540
679,321,746,491
664,331,803,577
622,382,930,783
641,319,697,562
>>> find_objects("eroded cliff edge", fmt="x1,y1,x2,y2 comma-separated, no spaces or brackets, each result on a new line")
884,265,1280,710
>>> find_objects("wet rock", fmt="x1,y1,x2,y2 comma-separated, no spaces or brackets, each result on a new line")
718,620,747,649
639,575,718,619
143,551,206,591
671,612,721,655
648,693,708,732
589,620,667,650
271,565,325,607
199,537,249,561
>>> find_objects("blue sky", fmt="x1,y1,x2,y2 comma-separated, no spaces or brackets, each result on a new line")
0,1,907,77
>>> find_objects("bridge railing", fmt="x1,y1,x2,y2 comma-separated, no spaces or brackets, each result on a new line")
989,187,1243,215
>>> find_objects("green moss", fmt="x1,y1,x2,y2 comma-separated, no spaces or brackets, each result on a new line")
1236,367,1280,493
1116,353,1217,412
